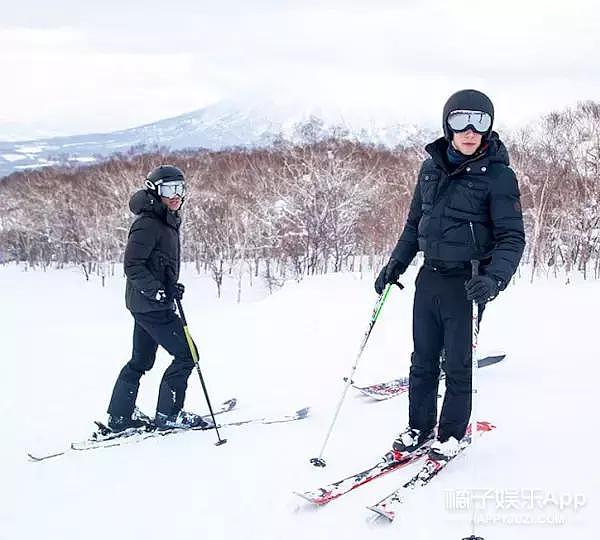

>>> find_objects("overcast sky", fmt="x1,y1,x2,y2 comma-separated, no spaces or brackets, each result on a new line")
1,0,599,139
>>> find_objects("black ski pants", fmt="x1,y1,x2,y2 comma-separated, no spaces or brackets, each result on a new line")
408,266,484,442
107,309,196,418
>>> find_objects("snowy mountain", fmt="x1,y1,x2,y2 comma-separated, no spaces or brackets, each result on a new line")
0,98,430,178
1,263,596,540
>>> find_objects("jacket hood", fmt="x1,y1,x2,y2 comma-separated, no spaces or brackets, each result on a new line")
486,132,510,166
426,131,510,169
128,189,181,229
129,189,162,215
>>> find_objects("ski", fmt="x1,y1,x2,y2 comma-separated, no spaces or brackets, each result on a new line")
366,421,496,522
294,441,433,505
73,397,239,448
27,399,308,462
354,355,505,400
68,406,310,453
27,398,237,461
28,405,309,461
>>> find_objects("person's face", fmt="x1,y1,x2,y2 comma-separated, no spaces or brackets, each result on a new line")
161,195,183,211
452,129,483,156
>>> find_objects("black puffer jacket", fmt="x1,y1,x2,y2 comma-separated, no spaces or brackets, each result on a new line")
391,132,525,287
124,190,181,313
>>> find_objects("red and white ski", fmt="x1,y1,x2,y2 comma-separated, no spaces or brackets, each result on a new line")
294,441,433,505
367,421,496,522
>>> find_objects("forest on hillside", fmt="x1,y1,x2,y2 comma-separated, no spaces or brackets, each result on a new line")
1,102,599,293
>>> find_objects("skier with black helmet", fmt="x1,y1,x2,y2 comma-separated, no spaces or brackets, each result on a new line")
106,165,210,432
375,90,525,458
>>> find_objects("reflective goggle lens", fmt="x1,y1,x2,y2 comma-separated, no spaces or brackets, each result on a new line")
158,181,185,198
447,110,492,133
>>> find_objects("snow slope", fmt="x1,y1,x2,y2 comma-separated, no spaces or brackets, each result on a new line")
0,264,596,540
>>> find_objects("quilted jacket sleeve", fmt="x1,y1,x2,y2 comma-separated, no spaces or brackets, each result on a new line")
390,170,423,269
485,167,526,286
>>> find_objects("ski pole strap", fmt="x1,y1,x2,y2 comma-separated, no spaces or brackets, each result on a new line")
470,260,480,278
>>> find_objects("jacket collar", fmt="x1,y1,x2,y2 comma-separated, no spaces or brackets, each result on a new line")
425,131,510,175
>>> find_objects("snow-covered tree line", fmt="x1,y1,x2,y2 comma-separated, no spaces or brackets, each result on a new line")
508,102,600,281
0,102,599,289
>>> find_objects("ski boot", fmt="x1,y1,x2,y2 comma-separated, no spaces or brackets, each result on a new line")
107,415,149,433
154,409,214,431
392,426,434,455
429,436,460,459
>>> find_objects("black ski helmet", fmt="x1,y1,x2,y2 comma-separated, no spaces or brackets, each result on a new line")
144,164,185,192
442,89,494,141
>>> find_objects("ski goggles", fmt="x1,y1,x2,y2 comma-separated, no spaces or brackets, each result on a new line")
447,110,492,134
157,181,186,198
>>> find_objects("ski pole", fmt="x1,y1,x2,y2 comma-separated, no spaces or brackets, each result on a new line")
310,281,403,467
175,297,228,447
464,259,482,540
470,259,480,443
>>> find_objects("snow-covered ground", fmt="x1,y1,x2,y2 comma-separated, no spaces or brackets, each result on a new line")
0,263,597,540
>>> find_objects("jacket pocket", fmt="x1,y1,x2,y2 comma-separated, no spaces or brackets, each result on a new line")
420,172,440,205
441,208,487,248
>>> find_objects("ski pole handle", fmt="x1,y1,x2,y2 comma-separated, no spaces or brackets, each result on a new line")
371,281,402,323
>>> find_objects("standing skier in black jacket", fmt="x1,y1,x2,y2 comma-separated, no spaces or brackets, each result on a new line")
107,165,209,432
375,89,525,458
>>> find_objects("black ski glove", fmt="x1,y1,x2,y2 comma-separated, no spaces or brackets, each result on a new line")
168,282,185,300
465,275,500,304
374,258,407,295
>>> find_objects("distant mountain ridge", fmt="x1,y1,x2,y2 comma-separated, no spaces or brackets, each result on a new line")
0,99,432,178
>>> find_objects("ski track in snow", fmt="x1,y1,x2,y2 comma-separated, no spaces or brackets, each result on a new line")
0,263,596,540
